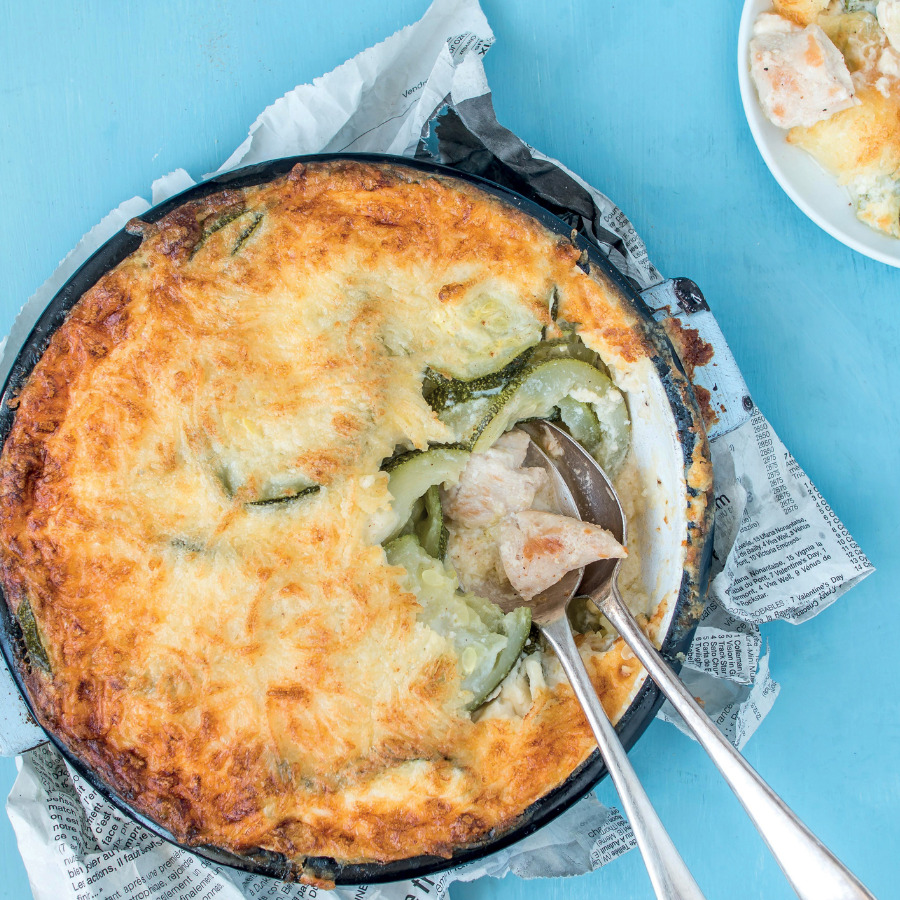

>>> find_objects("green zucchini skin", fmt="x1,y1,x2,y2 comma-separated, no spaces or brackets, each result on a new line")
381,447,426,474
214,461,319,507
392,486,447,558
471,358,624,454
189,207,247,259
414,485,448,559
246,485,321,507
16,597,50,673
231,212,265,255
423,347,535,412
528,325,609,370
423,325,605,414
436,396,495,447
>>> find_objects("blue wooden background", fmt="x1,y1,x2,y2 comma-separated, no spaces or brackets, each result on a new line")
1,2,897,898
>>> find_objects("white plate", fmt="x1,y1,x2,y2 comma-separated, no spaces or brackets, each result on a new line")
738,0,900,267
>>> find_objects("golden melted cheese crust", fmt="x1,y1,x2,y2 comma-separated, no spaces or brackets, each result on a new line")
0,161,663,866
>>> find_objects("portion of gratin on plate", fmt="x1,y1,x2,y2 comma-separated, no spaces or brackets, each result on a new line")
0,160,711,879
749,0,900,237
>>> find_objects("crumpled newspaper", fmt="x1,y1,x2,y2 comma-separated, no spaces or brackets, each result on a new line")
1,0,873,897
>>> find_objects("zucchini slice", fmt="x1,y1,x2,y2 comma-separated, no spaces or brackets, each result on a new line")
392,487,447,559
528,325,609,370
425,331,630,472
461,594,532,709
385,535,531,710
241,471,320,506
557,393,630,474
423,352,532,412
189,206,268,261
424,328,601,414
384,447,469,543
231,212,264,256
190,207,246,258
557,395,603,457
246,485,321,507
423,291,543,380
414,485,447,559
17,597,51,673
471,358,627,458
215,461,319,506
395,496,425,537
425,352,532,444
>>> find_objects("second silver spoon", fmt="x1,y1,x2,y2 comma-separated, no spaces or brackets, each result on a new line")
485,430,706,900
526,420,874,900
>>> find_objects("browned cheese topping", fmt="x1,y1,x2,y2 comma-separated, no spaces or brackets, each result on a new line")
0,161,660,867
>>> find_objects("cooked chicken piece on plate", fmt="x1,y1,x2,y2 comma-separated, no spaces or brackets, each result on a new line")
750,13,859,128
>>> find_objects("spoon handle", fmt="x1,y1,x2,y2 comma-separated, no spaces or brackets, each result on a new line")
596,585,874,900
540,615,706,900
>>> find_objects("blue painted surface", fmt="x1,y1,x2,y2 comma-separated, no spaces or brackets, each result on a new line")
0,1,897,898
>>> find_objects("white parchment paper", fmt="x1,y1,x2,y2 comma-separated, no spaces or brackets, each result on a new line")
1,0,873,895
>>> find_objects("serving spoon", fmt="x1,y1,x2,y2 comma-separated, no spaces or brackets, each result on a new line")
486,427,707,900
523,420,874,900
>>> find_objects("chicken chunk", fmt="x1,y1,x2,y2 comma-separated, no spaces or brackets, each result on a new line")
499,510,626,602
878,0,900,52
442,429,550,597
442,430,548,529
750,15,859,128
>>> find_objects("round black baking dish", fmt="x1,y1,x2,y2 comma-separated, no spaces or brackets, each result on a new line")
0,153,713,886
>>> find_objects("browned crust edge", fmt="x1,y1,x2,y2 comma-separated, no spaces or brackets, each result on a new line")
0,159,713,869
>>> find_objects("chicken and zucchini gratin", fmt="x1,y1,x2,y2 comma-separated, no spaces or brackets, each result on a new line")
750,0,900,237
0,160,711,880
